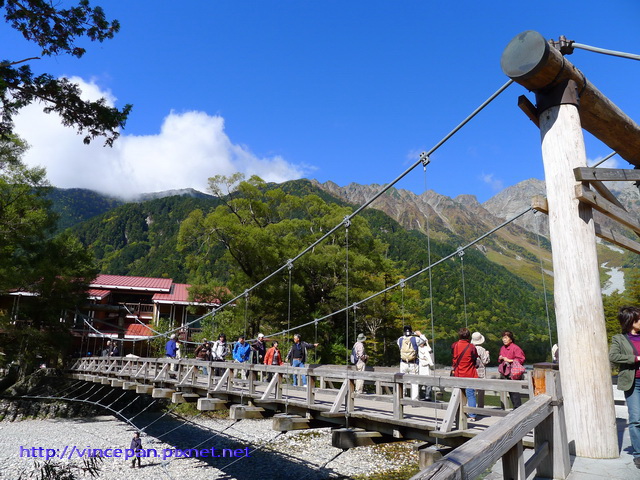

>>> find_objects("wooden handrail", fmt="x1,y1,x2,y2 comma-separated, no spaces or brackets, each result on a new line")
411,367,570,480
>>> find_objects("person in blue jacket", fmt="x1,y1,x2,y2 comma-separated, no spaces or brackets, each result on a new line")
165,333,178,374
233,335,252,378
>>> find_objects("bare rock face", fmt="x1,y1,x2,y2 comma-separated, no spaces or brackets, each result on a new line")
482,178,548,235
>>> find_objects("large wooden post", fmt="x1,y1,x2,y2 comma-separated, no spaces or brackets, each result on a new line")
502,31,618,458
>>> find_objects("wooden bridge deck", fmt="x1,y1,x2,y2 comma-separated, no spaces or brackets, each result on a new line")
68,356,534,452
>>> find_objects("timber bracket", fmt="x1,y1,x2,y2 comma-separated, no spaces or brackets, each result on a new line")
535,79,580,116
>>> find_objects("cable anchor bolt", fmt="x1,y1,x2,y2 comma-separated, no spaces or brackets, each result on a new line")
343,215,351,228
457,247,465,258
286,259,294,271
399,279,406,289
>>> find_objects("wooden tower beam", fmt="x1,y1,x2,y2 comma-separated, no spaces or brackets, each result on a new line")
501,30,640,167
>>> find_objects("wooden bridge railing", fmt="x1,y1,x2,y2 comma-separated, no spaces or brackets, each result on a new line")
69,356,532,427
411,365,570,480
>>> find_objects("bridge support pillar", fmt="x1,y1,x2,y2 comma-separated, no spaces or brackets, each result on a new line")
417,444,453,470
136,385,154,395
152,388,175,399
331,428,383,449
272,414,310,432
111,379,123,387
230,404,265,420
171,392,200,404
197,398,226,411
122,382,137,390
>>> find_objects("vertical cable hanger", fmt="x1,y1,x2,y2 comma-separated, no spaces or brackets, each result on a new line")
457,247,468,328
534,211,554,352
285,260,293,414
243,290,250,336
422,152,436,363
344,215,351,364
344,216,351,428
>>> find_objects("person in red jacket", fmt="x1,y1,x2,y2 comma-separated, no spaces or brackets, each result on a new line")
264,341,283,381
451,327,479,421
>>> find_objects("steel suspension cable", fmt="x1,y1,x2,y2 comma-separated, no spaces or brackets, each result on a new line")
137,79,514,342
592,151,617,168
571,42,640,61
458,247,469,328
263,206,534,337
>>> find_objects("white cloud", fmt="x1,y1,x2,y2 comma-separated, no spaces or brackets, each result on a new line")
13,77,308,198
479,173,504,191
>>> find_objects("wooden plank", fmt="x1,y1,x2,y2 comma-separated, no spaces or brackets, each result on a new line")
594,223,640,255
576,184,640,234
525,441,549,478
590,180,626,210
439,388,461,433
213,368,230,392
531,195,548,214
329,380,349,413
501,441,525,480
260,373,280,400
177,366,197,386
536,370,571,478
574,167,640,182
518,94,540,127
413,394,553,480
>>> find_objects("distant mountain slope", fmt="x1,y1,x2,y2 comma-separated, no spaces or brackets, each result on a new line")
68,194,223,282
47,188,123,232
312,179,553,291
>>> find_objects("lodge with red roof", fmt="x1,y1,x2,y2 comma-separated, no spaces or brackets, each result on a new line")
82,274,223,342
2,274,227,355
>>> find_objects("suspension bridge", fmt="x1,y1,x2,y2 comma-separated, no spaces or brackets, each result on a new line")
11,30,640,479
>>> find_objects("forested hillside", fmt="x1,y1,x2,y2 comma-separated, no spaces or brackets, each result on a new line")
61,178,555,365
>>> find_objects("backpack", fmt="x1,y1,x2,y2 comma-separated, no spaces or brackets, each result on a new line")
350,346,358,365
400,336,417,362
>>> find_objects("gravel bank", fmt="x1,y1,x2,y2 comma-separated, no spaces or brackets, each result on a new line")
0,411,421,479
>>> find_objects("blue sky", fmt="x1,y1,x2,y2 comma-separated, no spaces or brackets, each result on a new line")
6,1,640,201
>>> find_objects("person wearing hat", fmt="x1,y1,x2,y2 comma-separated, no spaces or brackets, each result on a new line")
165,333,178,374
397,325,425,400
352,333,369,394
471,331,490,407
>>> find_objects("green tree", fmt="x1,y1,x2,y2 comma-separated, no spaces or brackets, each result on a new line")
178,174,409,364
0,137,98,375
1,0,131,145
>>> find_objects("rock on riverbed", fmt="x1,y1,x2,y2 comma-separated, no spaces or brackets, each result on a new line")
0,413,421,479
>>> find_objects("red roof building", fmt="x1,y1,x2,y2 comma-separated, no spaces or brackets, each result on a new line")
83,275,223,345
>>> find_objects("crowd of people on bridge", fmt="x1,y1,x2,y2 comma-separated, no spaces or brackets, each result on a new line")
159,323,534,418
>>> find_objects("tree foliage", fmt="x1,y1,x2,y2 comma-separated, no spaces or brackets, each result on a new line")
0,137,97,373
178,174,410,365
0,0,131,145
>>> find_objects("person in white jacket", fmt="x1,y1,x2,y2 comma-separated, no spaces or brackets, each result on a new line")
418,333,435,401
